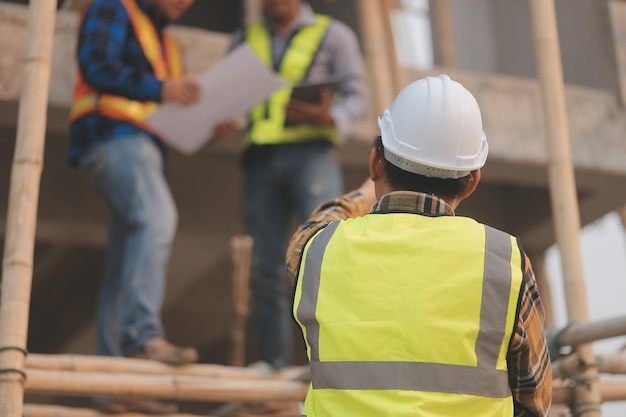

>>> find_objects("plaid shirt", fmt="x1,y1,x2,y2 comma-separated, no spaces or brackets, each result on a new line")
69,0,167,166
286,190,552,417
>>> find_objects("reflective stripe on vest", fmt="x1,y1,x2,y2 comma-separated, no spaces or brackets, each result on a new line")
294,215,523,417
245,15,338,145
70,0,183,128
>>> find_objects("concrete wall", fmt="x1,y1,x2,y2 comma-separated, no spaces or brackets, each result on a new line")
0,3,231,127
434,0,620,93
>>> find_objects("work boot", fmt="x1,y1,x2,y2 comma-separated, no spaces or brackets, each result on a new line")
94,396,178,414
130,337,198,365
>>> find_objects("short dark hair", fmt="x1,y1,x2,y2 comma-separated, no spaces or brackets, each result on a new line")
374,136,473,200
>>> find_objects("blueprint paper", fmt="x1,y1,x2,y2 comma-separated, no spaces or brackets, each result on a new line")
148,44,286,154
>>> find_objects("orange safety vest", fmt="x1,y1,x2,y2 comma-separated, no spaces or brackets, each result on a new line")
70,0,183,132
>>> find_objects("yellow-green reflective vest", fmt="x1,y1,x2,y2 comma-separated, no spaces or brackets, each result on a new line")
245,15,339,145
293,213,524,417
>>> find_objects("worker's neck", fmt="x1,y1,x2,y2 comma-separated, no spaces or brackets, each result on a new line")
271,4,301,35
141,0,166,19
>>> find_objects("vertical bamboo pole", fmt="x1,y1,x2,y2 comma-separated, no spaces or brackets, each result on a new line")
528,0,601,415
433,0,457,68
381,0,407,94
230,235,253,367
355,0,396,113
0,1,58,416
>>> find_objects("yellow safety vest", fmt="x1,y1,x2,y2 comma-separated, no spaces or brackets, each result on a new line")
293,214,523,417
245,15,339,145
70,0,183,132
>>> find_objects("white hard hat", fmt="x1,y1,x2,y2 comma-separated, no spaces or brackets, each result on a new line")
378,74,488,179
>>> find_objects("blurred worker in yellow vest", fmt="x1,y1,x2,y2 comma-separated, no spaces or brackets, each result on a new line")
213,0,371,370
69,0,199,413
287,74,552,417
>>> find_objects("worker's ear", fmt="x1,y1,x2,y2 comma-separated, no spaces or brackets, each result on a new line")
459,169,481,201
369,148,384,182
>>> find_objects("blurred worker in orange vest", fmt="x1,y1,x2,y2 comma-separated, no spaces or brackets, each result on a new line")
69,0,198,413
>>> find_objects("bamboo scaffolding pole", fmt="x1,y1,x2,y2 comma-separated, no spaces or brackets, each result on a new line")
230,235,253,367
0,1,58,417
556,316,626,348
553,352,626,379
528,0,601,414
381,0,407,93
211,366,310,417
234,403,300,417
23,404,204,417
552,353,591,379
553,379,626,404
355,0,396,112
432,0,457,68
25,354,271,379
24,369,307,403
596,352,626,375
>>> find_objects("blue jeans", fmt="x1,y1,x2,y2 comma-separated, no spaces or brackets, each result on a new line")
78,133,177,357
243,142,343,369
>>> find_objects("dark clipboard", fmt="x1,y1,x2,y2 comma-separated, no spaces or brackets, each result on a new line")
290,79,340,103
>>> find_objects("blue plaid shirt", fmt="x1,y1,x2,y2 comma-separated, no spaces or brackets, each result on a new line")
69,0,169,167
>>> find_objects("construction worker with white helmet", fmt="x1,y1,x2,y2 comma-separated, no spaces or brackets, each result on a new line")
286,74,552,417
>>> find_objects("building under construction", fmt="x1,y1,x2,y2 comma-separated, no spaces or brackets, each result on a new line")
2,0,626,416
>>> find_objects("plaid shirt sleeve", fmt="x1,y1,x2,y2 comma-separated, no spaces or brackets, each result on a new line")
286,190,372,285
77,0,163,102
508,254,553,417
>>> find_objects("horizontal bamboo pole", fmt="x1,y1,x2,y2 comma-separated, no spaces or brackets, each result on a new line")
556,316,626,348
23,404,204,417
211,366,310,416
553,379,626,404
552,352,626,378
24,370,307,403
25,354,272,380
551,353,587,379
597,352,626,374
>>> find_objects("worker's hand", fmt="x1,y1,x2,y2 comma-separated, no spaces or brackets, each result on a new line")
162,77,201,106
212,120,238,142
285,88,333,126
358,178,377,208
